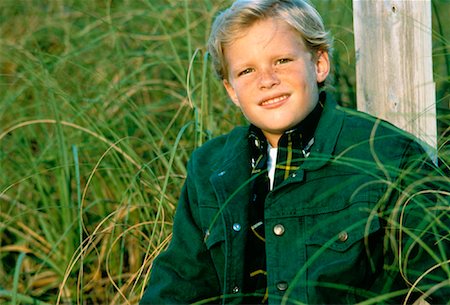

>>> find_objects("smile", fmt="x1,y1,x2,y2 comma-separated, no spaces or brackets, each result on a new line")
260,94,289,107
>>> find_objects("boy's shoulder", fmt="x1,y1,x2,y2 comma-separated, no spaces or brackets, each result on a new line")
335,103,418,143
330,102,430,163
200,126,248,151
312,97,429,163
190,126,249,166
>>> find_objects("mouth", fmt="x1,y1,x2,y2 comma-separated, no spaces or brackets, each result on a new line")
260,94,290,107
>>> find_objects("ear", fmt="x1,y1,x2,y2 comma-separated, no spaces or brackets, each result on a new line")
223,79,241,107
315,51,330,83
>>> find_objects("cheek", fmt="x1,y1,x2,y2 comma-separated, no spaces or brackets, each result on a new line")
233,82,251,100
300,67,319,90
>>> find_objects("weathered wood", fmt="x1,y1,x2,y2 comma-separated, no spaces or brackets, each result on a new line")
353,0,437,152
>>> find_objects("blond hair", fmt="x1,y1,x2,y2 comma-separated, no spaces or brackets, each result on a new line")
207,0,332,80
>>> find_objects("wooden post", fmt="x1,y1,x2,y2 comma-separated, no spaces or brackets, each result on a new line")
353,0,437,153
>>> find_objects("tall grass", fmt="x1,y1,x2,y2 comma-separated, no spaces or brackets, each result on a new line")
0,0,448,304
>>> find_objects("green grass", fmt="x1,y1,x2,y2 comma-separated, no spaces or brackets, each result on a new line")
0,0,448,304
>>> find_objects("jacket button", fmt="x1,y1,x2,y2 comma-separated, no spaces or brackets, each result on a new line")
338,231,348,242
254,138,260,148
273,224,285,236
204,229,210,242
276,281,288,291
232,223,241,232
232,286,240,294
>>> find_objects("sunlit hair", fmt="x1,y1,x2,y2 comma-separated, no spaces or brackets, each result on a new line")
207,0,333,80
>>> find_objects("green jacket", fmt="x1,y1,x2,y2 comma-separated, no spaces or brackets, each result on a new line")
141,99,449,304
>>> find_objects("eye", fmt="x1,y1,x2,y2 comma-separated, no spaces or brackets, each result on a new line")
276,58,292,65
238,68,254,77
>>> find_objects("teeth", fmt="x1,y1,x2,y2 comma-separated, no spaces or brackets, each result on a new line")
261,95,288,106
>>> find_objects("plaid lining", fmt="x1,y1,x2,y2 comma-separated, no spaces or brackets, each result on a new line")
243,93,325,303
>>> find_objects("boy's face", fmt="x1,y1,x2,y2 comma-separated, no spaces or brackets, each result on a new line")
223,17,330,147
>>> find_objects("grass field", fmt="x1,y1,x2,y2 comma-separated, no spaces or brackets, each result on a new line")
0,0,449,304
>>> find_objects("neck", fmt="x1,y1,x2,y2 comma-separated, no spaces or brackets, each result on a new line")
264,133,282,148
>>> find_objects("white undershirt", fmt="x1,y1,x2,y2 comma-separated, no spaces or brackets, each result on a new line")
267,144,278,190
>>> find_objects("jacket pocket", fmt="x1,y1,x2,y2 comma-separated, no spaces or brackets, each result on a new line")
198,203,227,292
305,202,380,251
198,203,226,249
304,201,383,304
204,222,226,250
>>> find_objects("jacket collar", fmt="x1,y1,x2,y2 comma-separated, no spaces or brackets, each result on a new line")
302,93,344,170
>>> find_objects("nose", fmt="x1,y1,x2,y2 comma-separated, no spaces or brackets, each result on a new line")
258,68,280,89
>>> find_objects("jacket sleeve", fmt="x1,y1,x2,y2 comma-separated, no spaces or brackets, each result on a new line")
388,140,450,304
140,162,222,304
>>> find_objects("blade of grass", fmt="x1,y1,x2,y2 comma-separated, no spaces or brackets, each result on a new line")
12,252,26,305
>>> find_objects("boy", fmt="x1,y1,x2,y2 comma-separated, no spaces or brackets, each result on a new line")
141,0,449,304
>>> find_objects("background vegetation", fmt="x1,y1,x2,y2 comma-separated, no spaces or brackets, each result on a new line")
0,0,448,304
